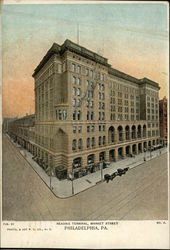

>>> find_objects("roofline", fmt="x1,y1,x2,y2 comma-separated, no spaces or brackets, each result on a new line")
32,39,160,89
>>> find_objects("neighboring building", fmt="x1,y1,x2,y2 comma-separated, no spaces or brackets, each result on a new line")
2,117,17,133
8,114,35,153
31,39,160,178
159,96,168,146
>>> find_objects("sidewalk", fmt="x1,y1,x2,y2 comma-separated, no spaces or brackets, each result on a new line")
7,134,167,198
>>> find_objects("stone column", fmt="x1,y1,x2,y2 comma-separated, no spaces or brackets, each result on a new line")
105,150,110,161
122,146,125,158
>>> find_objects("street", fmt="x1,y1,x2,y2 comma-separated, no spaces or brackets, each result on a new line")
2,134,168,221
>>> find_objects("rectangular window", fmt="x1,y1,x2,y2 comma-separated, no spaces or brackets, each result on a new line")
87,126,90,132
77,78,81,85
90,70,93,78
77,88,81,96
73,126,76,133
91,125,95,132
72,63,76,72
78,65,81,74
73,76,76,84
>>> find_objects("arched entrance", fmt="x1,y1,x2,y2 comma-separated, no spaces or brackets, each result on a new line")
73,157,82,169
138,143,142,153
132,144,136,154
118,147,123,159
144,141,147,151
99,152,105,161
126,145,130,156
87,154,95,164
109,149,115,161
108,126,115,143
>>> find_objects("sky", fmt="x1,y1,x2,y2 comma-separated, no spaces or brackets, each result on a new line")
1,1,169,117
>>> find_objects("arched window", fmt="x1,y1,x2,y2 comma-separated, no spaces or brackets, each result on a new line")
58,110,62,120
77,88,81,96
92,137,95,147
87,111,90,120
73,111,76,120
73,99,76,107
77,99,81,107
87,138,90,148
72,139,76,151
99,136,102,146
72,87,76,96
77,111,81,120
78,139,82,150
63,110,67,120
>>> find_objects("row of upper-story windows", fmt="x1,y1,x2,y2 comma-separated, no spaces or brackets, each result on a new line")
148,123,159,128
110,81,139,94
72,63,105,81
148,130,159,137
98,92,105,100
98,102,105,109
72,138,83,150
72,76,81,85
110,113,140,121
147,109,159,114
86,100,94,108
73,110,81,120
56,110,67,120
72,87,81,96
87,111,94,120
73,125,105,133
73,126,82,133
110,105,139,113
86,80,95,89
147,115,158,120
110,97,139,106
73,98,81,107
99,112,105,120
98,83,105,91
87,125,95,132
72,136,106,151
72,64,81,74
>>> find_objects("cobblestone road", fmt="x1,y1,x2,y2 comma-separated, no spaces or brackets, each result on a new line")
2,134,168,221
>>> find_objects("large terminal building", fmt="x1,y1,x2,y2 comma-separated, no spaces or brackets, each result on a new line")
8,39,160,179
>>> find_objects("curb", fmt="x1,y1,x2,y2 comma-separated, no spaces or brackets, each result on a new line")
5,134,167,199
